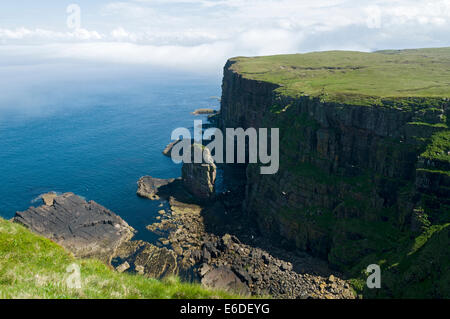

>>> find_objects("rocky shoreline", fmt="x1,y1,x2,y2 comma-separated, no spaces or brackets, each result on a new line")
135,110,355,298
138,175,355,299
13,163,354,297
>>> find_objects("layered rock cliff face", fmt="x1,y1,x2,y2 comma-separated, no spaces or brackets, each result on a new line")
220,52,450,297
182,144,217,200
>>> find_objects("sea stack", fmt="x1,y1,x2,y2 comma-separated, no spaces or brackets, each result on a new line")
182,144,216,200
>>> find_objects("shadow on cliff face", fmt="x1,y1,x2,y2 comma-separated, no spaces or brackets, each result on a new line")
200,165,334,277
200,195,335,277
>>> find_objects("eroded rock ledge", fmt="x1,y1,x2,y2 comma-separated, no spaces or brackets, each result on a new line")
137,176,178,200
13,192,180,280
13,193,134,264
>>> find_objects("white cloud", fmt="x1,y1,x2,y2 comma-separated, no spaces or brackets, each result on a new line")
0,27,103,43
111,27,138,41
0,0,449,73
0,42,233,74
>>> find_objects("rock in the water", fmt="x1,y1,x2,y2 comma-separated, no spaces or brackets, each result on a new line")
201,266,249,295
182,144,216,200
191,108,216,115
41,192,57,206
13,193,134,264
163,139,181,157
163,138,197,158
137,176,175,200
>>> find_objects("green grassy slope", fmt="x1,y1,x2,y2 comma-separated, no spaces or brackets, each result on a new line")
0,218,239,299
349,223,450,298
230,47,450,106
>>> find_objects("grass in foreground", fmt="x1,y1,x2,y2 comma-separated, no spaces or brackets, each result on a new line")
230,47,450,106
0,218,241,299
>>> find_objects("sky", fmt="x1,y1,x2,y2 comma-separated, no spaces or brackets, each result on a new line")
0,0,449,74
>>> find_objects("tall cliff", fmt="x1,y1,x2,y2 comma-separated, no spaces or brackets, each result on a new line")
220,49,450,298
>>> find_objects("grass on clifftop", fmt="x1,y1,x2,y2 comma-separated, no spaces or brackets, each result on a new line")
230,47,450,106
0,218,239,299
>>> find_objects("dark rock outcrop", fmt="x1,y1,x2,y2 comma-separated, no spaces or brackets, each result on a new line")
163,139,181,157
192,108,217,115
207,112,221,126
114,240,178,279
13,193,134,264
182,144,216,200
162,138,197,158
200,266,249,295
137,176,177,200
14,192,183,280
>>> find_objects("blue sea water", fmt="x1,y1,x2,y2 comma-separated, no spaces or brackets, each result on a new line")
0,64,220,242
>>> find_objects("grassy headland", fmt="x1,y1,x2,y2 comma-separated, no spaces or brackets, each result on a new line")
229,48,450,106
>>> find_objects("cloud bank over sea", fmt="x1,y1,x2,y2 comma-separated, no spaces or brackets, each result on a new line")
0,0,449,74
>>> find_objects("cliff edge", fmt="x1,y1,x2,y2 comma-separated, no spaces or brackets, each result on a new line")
220,48,450,298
